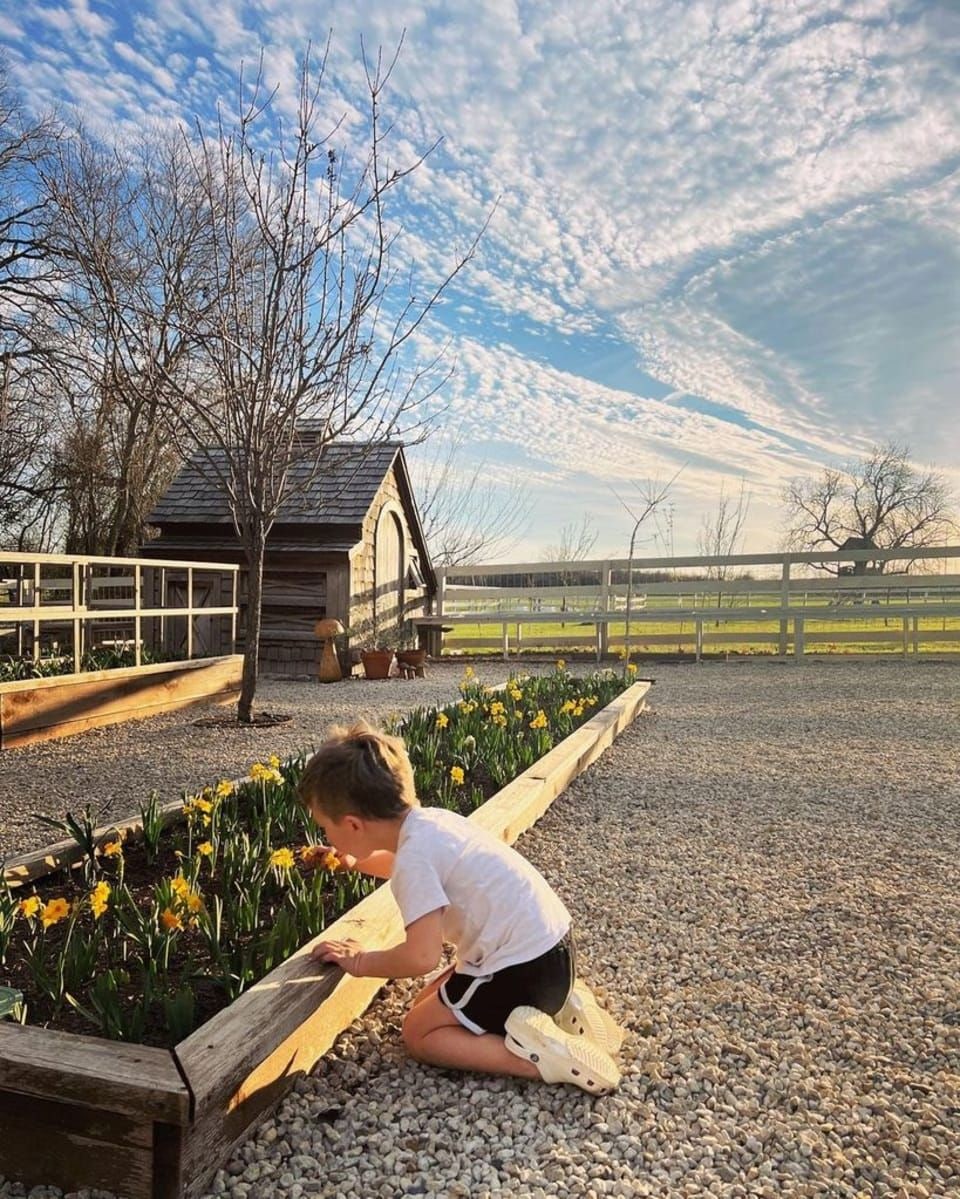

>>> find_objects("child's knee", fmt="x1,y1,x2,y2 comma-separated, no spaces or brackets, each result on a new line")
401,1009,428,1060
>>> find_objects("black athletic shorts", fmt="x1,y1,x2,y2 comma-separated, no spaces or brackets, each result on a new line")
439,929,576,1036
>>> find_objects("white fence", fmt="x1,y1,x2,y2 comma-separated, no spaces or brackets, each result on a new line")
415,546,960,660
0,552,240,669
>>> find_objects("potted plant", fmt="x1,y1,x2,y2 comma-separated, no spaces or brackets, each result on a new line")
394,621,427,675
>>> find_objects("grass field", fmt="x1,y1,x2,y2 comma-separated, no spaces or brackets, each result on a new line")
440,602,960,657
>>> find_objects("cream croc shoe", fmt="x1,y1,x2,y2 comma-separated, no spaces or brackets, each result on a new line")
505,1006,621,1095
553,982,625,1055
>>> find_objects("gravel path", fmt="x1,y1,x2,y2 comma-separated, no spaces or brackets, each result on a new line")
1,658,958,1199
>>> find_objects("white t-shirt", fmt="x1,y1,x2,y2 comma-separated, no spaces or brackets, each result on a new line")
390,806,571,976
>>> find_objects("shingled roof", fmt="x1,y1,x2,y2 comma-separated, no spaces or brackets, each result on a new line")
148,442,403,526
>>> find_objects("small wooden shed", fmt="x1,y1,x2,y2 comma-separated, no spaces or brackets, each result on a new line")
143,441,435,676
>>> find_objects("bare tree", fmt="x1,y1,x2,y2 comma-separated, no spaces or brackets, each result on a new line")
611,469,683,666
148,43,483,721
697,477,750,614
413,433,531,567
37,127,206,554
783,442,956,574
0,63,62,546
542,515,598,567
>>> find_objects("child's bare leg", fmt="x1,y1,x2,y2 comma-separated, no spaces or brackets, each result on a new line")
409,965,455,1011
402,992,540,1080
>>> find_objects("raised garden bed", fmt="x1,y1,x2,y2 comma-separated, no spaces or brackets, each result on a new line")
0,654,244,749
0,677,651,1198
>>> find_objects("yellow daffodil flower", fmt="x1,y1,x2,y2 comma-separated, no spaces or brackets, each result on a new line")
509,687,523,701
556,658,566,671
89,881,111,919
450,765,465,786
269,848,295,870
160,907,183,932
186,892,204,914
101,839,123,858
215,779,234,799
268,754,281,769
41,897,70,929
435,712,449,729
18,895,41,919
171,875,191,900
529,710,548,730
196,841,214,857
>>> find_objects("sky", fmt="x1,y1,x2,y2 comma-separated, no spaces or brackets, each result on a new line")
4,0,959,563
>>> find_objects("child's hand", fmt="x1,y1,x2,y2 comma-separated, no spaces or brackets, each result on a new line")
311,937,365,976
299,844,353,872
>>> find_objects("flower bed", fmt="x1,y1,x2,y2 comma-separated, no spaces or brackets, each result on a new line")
0,666,650,1199
1,664,634,1046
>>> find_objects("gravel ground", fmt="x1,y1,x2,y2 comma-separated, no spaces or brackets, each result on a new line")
2,658,958,1199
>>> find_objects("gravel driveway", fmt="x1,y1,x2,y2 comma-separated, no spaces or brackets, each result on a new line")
1,658,957,1199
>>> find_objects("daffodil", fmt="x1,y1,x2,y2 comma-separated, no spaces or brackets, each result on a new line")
196,841,214,857
268,754,281,769
509,687,523,701
490,701,506,717
560,699,577,715
435,712,449,729
627,662,638,675
215,779,234,799
170,875,191,901
450,765,465,786
89,881,111,920
101,839,123,858
529,710,548,730
186,892,204,914
160,907,183,932
556,658,566,671
40,897,70,929
269,847,295,870
17,895,40,919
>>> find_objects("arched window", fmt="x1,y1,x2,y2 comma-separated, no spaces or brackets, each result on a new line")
374,507,405,630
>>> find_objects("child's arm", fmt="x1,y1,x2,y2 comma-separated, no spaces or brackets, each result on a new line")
304,845,395,879
312,908,444,979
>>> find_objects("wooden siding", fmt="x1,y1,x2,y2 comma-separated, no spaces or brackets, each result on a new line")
349,465,428,645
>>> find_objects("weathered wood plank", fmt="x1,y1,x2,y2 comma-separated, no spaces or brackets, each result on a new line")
0,655,242,749
176,883,404,1197
0,1087,155,1199
0,1023,191,1124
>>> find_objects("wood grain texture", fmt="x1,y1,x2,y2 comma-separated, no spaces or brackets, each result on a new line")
0,655,242,748
0,1087,155,1198
0,1023,190,1123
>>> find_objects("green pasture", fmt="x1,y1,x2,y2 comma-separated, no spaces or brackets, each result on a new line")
441,604,960,656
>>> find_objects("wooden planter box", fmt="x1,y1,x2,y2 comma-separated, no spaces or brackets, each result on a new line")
0,655,244,749
0,680,652,1198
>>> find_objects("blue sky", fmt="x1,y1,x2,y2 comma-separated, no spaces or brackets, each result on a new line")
4,0,959,561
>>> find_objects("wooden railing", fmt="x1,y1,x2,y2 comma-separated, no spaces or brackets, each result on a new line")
0,552,240,670
415,546,960,659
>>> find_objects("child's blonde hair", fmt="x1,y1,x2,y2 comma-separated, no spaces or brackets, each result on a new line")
297,720,417,821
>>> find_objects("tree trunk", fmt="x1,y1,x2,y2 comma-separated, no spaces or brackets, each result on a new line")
238,534,266,723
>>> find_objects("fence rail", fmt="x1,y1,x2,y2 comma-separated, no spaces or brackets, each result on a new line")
0,551,240,671
418,545,960,660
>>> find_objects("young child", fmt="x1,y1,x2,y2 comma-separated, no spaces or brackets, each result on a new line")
298,720,623,1095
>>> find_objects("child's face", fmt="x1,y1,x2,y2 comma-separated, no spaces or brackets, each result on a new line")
312,806,367,859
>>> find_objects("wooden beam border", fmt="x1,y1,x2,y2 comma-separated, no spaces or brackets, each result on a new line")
0,679,652,1199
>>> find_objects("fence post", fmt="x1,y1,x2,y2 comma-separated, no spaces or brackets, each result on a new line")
501,621,508,661
695,616,703,663
794,615,804,660
72,560,82,671
187,567,194,660
134,565,142,666
599,560,611,659
32,560,40,660
779,559,791,656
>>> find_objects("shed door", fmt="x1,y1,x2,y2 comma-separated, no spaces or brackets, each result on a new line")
374,512,405,630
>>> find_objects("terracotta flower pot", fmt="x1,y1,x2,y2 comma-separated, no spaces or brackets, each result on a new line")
360,649,394,680
395,648,426,671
